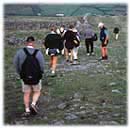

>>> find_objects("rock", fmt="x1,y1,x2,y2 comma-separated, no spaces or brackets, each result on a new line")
74,92,82,99
80,106,86,110
85,103,89,106
14,119,28,125
91,106,96,111
57,103,67,110
53,120,64,125
113,113,120,117
89,74,95,77
99,110,108,115
116,70,120,73
41,96,51,103
43,116,48,120
99,121,119,125
72,98,81,102
112,89,121,93
14,120,24,125
64,113,78,120
105,72,112,75
109,82,116,86
67,107,75,111
72,103,80,108
115,61,119,65
75,110,86,115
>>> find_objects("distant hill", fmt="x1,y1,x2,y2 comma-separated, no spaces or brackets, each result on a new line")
4,4,127,17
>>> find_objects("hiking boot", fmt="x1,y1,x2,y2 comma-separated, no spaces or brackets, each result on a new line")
66,59,69,62
49,70,56,77
30,104,38,115
91,52,95,56
72,60,79,65
69,61,73,64
87,53,90,56
22,111,31,117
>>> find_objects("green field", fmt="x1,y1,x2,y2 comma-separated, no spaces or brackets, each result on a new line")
4,16,127,125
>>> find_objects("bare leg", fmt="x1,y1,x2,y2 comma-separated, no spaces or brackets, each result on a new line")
65,48,69,61
52,56,58,72
70,50,73,62
24,91,31,112
32,91,41,105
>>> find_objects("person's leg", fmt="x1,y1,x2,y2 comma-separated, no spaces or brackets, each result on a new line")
70,50,73,62
115,33,119,40
65,48,69,61
90,40,94,53
24,91,31,112
104,47,108,59
21,80,31,113
52,56,58,73
50,56,53,70
85,39,89,54
73,47,78,60
101,46,105,59
101,46,108,59
32,91,41,106
31,81,42,114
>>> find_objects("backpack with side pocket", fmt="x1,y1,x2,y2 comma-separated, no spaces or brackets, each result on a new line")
20,48,42,85
92,33,98,41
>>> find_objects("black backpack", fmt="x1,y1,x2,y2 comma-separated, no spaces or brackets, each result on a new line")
20,48,42,85
92,33,98,41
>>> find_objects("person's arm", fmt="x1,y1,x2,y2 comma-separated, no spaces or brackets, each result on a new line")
58,36,64,51
36,51,45,73
13,51,20,74
44,35,49,49
104,30,109,44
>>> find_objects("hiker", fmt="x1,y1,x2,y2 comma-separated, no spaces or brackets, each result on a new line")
84,24,95,56
98,22,109,60
63,25,76,63
13,36,45,117
113,27,120,40
72,28,80,64
60,26,66,55
44,26,63,75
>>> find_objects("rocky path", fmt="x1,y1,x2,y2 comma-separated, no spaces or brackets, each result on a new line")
5,52,126,125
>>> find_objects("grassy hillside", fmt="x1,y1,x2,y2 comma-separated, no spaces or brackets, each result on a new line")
4,4,127,16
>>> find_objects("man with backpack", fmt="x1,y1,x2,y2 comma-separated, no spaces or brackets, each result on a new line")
84,24,96,56
13,36,45,117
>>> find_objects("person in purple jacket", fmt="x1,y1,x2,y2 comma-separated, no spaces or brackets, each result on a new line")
84,24,95,56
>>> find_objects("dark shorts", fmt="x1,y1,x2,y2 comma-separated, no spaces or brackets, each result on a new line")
101,41,108,47
65,42,74,50
48,48,59,56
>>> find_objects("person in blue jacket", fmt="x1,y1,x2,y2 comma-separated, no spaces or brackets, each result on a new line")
98,22,109,60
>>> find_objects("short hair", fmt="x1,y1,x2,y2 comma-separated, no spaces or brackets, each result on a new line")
69,24,74,29
26,36,35,42
50,25,56,31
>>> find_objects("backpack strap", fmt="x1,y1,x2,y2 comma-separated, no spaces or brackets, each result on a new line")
23,47,31,56
23,48,39,57
32,49,39,57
